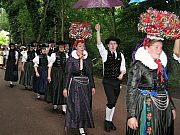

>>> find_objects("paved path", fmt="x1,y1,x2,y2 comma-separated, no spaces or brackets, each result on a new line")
0,69,179,135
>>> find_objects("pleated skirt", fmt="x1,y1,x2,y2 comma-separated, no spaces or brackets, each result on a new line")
45,67,65,105
32,66,48,95
4,60,18,82
19,61,34,86
65,76,94,129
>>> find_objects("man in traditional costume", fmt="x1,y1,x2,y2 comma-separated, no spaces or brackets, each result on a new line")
95,24,126,132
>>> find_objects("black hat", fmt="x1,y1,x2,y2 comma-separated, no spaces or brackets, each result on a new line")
105,36,120,45
40,43,49,48
9,43,15,47
56,41,66,46
28,43,35,48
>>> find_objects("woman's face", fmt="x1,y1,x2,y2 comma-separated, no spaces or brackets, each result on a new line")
59,46,64,52
76,42,85,52
146,41,163,60
10,46,15,49
41,48,47,54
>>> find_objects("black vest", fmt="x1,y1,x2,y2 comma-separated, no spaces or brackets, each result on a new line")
39,54,48,67
53,52,66,70
104,51,122,79
27,51,36,62
8,50,16,61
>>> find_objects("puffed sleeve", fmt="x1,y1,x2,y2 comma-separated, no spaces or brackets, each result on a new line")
64,57,73,89
33,56,39,67
47,54,55,68
15,51,19,60
21,51,27,62
126,61,143,119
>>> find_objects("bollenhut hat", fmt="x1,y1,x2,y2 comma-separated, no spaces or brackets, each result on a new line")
105,36,120,45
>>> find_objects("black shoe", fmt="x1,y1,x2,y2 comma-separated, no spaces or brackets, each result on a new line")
61,110,66,115
104,120,111,132
79,132,86,135
10,84,13,88
110,122,116,130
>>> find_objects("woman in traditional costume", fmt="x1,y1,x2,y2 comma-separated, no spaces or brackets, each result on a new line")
46,41,67,112
33,43,51,99
126,8,177,135
63,40,95,135
4,43,19,87
19,44,37,89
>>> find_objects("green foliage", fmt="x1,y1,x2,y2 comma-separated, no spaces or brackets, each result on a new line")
0,35,7,44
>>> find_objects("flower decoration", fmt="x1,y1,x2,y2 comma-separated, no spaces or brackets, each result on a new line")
147,127,152,134
143,38,151,48
138,7,180,40
146,98,151,105
69,22,92,40
147,113,152,120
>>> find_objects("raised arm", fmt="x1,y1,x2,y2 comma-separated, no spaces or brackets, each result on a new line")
95,23,101,45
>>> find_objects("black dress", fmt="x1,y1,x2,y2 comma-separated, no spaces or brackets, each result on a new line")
45,52,66,105
33,54,49,95
19,50,36,87
4,50,18,82
64,51,95,128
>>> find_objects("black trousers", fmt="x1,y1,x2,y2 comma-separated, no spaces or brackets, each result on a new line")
103,78,121,109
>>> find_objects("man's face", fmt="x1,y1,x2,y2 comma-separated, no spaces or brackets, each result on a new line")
108,41,118,52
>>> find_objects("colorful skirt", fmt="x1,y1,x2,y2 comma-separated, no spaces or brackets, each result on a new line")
65,76,94,128
126,90,174,135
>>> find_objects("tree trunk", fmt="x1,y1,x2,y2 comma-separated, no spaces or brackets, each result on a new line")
37,0,50,43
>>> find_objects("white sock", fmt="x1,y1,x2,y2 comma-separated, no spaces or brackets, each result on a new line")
10,81,12,84
109,107,115,121
62,105,67,112
79,128,85,134
105,107,111,121
53,105,58,109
